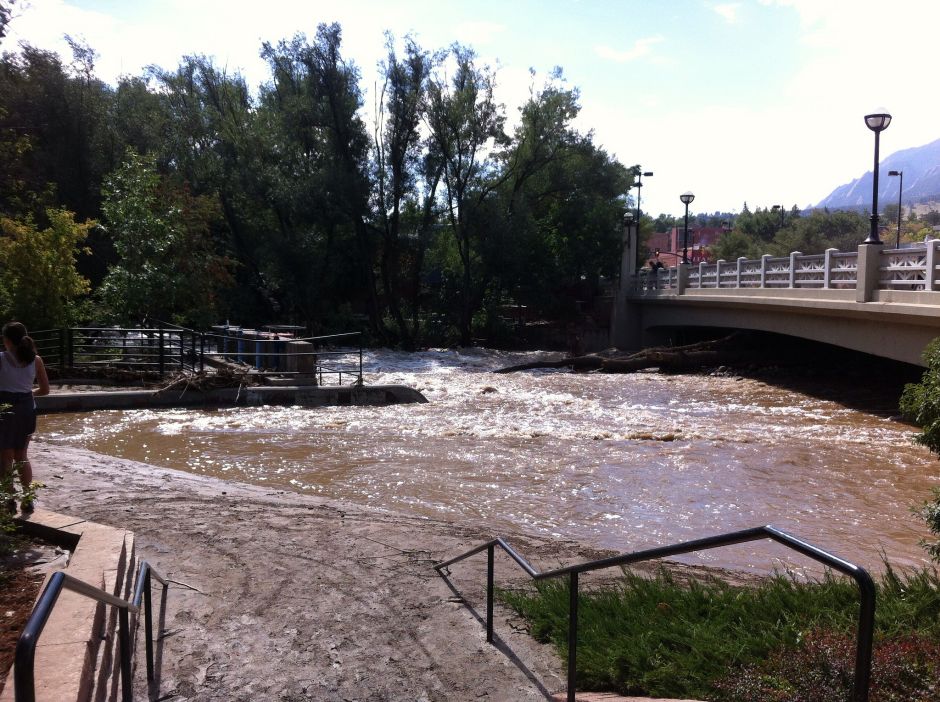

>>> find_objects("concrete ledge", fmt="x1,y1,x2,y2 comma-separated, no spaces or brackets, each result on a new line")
551,694,702,701
1,509,137,702
37,383,427,413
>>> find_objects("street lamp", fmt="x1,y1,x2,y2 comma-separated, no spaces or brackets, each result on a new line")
679,191,695,264
864,110,892,245
888,169,903,248
634,168,653,227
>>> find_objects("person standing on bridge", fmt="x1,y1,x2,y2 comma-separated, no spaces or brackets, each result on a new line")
0,322,49,512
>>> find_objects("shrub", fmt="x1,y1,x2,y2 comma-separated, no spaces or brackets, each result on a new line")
713,629,940,702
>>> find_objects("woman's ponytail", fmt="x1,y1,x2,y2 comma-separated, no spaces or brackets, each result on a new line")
2,322,36,364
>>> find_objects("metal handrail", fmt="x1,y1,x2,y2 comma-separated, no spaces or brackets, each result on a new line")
14,560,169,702
435,525,875,702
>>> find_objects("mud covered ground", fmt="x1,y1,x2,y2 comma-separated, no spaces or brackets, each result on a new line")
30,441,710,701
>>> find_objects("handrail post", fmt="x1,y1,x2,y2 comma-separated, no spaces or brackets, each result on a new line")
567,571,579,702
486,544,495,644
15,571,66,702
359,334,364,385
852,574,876,702
736,257,745,288
200,332,206,373
58,328,65,371
144,568,155,680
119,607,132,702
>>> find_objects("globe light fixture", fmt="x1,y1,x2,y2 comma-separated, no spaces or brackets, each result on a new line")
679,191,695,264
864,110,892,244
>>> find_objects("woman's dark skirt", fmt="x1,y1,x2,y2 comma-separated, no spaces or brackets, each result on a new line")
0,391,36,450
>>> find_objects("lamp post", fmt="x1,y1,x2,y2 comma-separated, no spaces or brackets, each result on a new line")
864,110,892,245
679,191,695,264
888,169,903,248
634,168,653,228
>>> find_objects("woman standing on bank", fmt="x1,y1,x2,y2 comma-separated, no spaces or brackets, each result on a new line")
0,322,49,512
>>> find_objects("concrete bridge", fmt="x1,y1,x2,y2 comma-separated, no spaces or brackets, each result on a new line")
613,237,940,367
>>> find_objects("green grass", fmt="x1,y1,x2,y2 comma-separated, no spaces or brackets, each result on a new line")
500,564,940,700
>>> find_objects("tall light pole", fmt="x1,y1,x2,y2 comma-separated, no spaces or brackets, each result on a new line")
634,167,653,229
680,191,695,264
888,169,903,248
864,110,892,245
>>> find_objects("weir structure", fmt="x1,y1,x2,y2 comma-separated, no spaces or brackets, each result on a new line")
613,235,940,366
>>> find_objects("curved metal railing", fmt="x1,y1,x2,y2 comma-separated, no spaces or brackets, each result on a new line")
14,560,169,702
435,525,876,702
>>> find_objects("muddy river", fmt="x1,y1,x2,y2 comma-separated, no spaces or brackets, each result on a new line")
39,349,939,573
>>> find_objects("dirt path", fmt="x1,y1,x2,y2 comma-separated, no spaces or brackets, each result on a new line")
30,441,636,702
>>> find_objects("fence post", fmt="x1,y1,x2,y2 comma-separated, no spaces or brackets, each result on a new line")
66,328,74,370
789,251,802,288
715,259,725,288
736,257,746,288
567,571,579,702
200,333,205,373
926,239,938,292
697,261,705,288
824,248,837,289
158,325,165,378
760,254,771,288
58,329,65,371
358,335,364,386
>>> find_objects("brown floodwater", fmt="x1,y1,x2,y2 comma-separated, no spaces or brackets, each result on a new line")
38,348,940,573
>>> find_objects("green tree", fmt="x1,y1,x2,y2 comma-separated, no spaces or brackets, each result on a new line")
426,44,508,345
900,339,940,561
0,208,92,327
768,209,867,256
373,34,437,348
710,229,763,261
99,151,232,325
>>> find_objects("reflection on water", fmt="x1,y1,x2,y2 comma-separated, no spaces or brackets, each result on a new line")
40,348,939,572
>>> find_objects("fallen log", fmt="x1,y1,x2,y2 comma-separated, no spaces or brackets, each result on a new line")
495,333,746,374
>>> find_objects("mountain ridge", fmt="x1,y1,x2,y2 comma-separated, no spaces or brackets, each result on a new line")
817,137,940,210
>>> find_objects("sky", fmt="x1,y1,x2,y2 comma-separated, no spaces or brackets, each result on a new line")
4,0,940,218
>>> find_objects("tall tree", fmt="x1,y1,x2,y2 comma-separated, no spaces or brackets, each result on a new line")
425,44,508,344
373,35,439,348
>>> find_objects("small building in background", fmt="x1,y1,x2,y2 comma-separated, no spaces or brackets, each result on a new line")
645,225,730,265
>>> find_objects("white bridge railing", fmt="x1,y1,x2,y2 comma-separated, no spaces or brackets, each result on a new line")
629,240,940,294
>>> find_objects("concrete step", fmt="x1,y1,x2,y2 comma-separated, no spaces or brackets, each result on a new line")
2,509,138,702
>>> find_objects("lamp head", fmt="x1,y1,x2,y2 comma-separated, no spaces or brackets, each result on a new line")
679,191,695,205
864,111,892,132
642,171,653,177
888,170,901,176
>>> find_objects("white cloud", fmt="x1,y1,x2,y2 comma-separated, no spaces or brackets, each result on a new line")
594,35,664,63
711,2,742,23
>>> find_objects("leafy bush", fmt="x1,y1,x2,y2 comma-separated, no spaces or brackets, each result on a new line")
502,565,940,700
900,339,940,561
713,629,940,702
900,338,940,456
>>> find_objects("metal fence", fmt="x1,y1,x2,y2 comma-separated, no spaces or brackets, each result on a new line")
29,326,364,385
